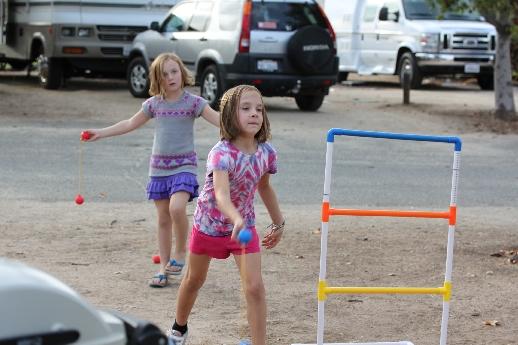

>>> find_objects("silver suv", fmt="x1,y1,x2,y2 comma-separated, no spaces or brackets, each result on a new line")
127,0,338,111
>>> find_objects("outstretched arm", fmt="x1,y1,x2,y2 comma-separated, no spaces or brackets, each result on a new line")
82,110,150,141
257,173,284,249
213,170,244,240
200,104,220,128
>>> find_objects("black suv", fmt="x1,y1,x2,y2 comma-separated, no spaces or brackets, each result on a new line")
127,0,338,111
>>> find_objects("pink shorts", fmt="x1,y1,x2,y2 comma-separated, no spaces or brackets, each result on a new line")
189,225,260,259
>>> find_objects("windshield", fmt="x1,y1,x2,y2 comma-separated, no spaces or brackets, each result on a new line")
402,0,483,21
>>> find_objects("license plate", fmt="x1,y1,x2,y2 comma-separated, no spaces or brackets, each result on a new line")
257,60,278,72
464,63,480,74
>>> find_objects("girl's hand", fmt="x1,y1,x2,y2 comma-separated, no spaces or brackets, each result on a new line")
262,224,284,249
230,217,245,242
81,129,102,142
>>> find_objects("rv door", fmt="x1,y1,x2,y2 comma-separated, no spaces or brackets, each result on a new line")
1,0,7,45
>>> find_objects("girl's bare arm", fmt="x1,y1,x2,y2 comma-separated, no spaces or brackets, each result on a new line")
213,170,244,240
200,104,220,128
257,173,284,249
83,110,150,141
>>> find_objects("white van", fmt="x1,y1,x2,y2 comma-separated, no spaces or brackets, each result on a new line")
319,0,496,89
0,0,176,89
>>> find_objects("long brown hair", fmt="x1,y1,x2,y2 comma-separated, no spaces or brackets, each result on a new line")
148,53,193,98
219,85,271,143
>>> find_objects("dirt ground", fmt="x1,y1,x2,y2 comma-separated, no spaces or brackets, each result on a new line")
1,74,518,345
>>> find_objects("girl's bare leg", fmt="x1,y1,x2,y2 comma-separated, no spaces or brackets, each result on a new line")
169,191,190,265
154,199,172,274
234,252,266,345
175,253,212,325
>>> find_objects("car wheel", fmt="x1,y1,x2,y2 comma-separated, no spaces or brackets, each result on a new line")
37,54,63,90
295,94,325,111
398,52,422,89
337,72,349,83
127,57,150,98
200,65,224,109
477,74,494,90
287,25,334,74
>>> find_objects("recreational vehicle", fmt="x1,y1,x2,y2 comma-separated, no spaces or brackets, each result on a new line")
0,0,176,89
319,0,496,89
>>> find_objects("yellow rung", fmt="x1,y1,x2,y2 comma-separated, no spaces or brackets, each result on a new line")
318,280,452,301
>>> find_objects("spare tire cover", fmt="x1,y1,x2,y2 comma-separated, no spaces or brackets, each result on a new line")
287,25,334,74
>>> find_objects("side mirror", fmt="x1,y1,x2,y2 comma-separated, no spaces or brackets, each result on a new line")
150,21,160,31
379,7,388,21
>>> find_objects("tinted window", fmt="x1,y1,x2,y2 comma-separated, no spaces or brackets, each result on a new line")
219,0,241,31
188,1,213,32
363,5,377,22
402,0,482,21
251,2,326,31
162,2,196,32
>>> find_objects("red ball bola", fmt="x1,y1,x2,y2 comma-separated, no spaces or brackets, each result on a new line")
152,255,160,264
75,194,84,205
81,131,91,141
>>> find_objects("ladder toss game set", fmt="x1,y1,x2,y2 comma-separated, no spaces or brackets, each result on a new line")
293,128,462,345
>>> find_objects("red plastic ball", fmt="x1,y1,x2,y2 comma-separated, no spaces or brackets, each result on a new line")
75,194,84,205
152,255,160,264
81,131,91,141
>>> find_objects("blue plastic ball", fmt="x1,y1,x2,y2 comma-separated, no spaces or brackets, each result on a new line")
238,228,252,245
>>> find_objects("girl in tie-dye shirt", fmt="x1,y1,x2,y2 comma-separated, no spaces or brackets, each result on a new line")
82,53,220,288
168,85,284,345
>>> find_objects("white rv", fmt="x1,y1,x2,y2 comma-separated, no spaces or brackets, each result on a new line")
319,0,496,89
0,0,177,89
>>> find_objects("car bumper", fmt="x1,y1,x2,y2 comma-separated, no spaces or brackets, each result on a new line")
225,73,336,97
415,52,494,75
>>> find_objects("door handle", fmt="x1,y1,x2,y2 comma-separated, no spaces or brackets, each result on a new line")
199,37,207,41
171,36,178,41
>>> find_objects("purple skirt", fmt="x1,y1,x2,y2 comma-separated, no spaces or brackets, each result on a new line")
146,172,199,201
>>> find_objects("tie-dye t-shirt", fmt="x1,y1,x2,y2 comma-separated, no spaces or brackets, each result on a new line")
194,140,278,236
141,91,207,177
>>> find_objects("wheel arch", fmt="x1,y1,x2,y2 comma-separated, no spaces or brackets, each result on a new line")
395,47,413,75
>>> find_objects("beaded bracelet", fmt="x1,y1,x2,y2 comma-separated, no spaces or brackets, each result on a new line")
268,220,285,233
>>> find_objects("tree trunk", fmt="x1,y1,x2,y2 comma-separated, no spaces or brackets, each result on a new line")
494,31,517,120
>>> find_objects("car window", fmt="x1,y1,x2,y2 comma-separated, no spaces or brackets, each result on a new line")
251,2,326,31
161,2,196,32
219,0,241,31
363,4,378,22
188,1,213,32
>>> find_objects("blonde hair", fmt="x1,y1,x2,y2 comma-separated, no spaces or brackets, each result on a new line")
148,53,194,98
219,85,271,143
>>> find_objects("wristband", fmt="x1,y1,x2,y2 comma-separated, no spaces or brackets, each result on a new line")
268,220,285,233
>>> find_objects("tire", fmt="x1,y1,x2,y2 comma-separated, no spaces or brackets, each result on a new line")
287,25,334,74
37,54,63,90
200,64,224,110
7,60,28,70
477,74,494,90
337,72,349,83
127,56,150,98
398,52,422,89
295,94,325,111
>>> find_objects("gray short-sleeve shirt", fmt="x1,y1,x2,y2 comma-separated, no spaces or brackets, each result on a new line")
141,91,208,177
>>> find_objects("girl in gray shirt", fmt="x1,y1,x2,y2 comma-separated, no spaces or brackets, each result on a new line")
82,53,219,287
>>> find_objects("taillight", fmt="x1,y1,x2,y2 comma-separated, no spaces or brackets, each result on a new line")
317,3,336,52
239,0,252,53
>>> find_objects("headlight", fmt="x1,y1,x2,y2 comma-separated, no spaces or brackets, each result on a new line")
61,27,76,37
78,27,93,37
420,33,439,53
